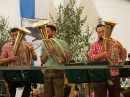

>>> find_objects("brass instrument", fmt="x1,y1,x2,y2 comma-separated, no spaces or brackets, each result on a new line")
33,21,68,64
103,20,126,66
3,27,32,97
13,27,32,66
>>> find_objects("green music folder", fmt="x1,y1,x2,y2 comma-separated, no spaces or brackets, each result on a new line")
1,70,44,83
87,61,111,82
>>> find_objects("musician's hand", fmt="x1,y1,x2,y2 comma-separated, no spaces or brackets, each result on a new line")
10,56,19,61
30,89,39,96
104,52,111,59
30,89,44,96
29,47,35,53
46,50,51,57
122,48,127,57
29,47,37,61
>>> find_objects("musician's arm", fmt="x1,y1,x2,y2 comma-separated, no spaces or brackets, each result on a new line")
89,44,102,61
89,43,109,61
0,56,19,64
40,45,49,65
28,43,37,61
31,51,37,61
95,52,110,61
121,48,127,58
63,49,71,61
61,41,71,62
41,52,48,65
0,46,19,64
0,58,12,64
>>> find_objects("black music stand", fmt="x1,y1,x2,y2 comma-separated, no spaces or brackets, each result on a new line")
1,70,44,83
119,61,130,77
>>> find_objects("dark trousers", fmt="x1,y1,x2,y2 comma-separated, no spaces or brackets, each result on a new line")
94,75,120,97
64,84,79,97
44,69,64,97
121,87,130,97
8,82,31,97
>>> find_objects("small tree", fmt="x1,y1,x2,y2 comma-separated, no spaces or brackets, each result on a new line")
50,0,94,62
0,15,11,54
0,15,11,95
97,17,103,24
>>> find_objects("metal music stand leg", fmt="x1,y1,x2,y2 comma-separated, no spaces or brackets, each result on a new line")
85,83,91,97
0,80,8,97
69,84,76,97
64,78,68,84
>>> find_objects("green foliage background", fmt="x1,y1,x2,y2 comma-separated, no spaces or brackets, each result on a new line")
0,15,11,54
0,15,11,95
50,0,94,62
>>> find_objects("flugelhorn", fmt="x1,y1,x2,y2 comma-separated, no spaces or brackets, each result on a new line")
33,21,68,64
13,27,32,66
103,20,126,65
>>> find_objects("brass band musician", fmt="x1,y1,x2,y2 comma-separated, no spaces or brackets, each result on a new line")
89,24,127,97
40,25,70,97
0,28,37,97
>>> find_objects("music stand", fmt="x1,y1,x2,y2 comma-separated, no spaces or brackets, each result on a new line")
65,61,111,83
87,61,111,82
65,61,111,96
119,61,130,77
1,70,44,83
1,70,44,97
65,62,87,97
65,62,87,83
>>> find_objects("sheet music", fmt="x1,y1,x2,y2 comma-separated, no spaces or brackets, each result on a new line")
15,87,24,97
